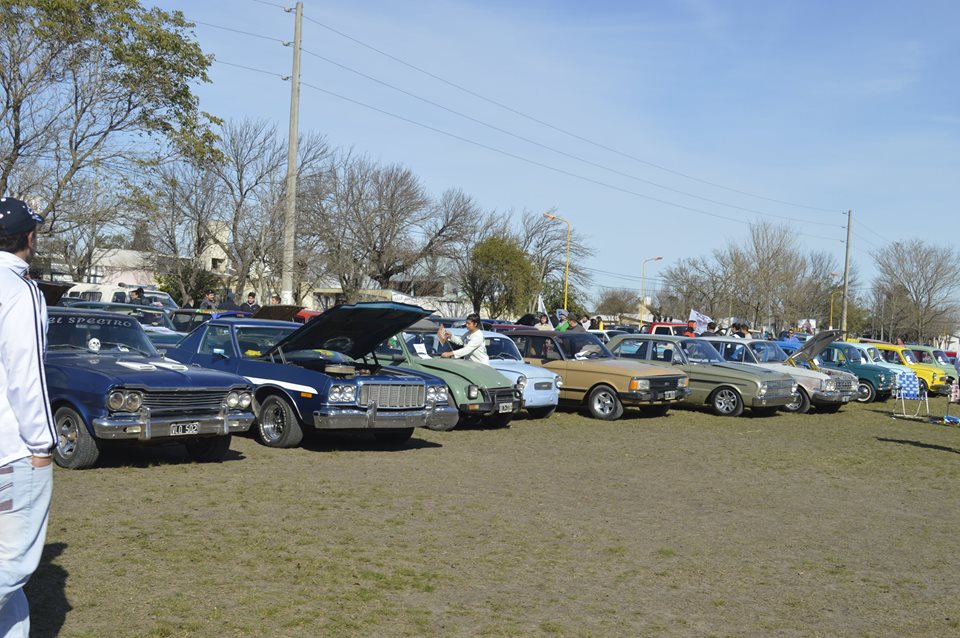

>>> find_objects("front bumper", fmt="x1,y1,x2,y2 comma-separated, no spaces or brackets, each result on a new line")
312,403,459,431
750,393,797,408
812,389,857,405
621,387,691,406
93,409,254,440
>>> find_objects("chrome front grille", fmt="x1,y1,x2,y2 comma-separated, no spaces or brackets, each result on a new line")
359,384,425,409
490,388,517,404
650,377,681,392
836,378,855,391
766,379,794,394
142,390,226,414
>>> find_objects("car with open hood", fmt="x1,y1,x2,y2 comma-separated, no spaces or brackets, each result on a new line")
870,342,948,395
606,334,797,417
371,320,523,428
165,302,458,447
45,308,255,469
781,341,895,403
440,328,560,418
505,329,690,420
701,330,857,413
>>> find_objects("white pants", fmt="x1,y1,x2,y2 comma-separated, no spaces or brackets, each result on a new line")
0,458,53,638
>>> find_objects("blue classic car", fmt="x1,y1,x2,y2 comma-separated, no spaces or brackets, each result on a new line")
46,308,256,469
445,328,561,418
166,302,459,448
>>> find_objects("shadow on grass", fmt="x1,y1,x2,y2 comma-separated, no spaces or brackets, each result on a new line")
24,542,70,638
93,442,246,468
301,431,443,452
876,437,960,455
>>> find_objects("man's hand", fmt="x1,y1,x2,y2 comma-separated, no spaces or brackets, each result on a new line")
441,351,454,358
436,326,447,343
31,455,53,468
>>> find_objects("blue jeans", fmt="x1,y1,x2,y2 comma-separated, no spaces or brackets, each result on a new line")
0,458,53,638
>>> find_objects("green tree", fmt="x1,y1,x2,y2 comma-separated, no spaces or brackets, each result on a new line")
155,264,221,307
541,277,588,319
460,236,539,317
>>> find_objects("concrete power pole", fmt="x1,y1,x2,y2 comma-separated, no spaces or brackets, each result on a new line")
840,209,852,336
280,2,303,305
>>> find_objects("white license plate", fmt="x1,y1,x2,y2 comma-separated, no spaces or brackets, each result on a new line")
842,396,850,402
498,402,513,413
664,391,676,400
170,422,200,436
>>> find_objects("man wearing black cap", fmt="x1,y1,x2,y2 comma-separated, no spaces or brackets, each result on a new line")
0,196,57,637
129,286,147,305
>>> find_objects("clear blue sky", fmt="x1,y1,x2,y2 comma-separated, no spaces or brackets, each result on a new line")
152,0,959,300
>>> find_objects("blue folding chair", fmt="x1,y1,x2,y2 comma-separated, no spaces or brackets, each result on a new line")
892,371,929,419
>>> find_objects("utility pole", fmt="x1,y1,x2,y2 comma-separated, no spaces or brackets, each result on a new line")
280,2,303,305
840,209,852,337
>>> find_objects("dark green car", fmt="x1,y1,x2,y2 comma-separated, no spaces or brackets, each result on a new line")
817,342,896,403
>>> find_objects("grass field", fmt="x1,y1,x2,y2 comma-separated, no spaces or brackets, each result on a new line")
27,399,960,637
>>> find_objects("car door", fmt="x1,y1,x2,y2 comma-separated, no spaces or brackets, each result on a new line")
189,324,240,373
517,334,572,399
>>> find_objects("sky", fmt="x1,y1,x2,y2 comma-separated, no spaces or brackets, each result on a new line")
151,0,959,301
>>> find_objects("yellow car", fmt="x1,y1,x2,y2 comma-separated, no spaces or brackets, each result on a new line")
872,343,947,395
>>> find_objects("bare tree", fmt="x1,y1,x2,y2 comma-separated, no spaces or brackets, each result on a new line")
516,209,593,295
596,288,641,321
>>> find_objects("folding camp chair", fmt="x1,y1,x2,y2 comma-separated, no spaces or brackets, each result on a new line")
892,371,929,419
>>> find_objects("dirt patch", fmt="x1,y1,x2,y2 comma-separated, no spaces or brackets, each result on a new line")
28,402,960,637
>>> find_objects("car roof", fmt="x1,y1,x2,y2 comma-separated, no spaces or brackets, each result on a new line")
206,317,300,329
49,307,143,319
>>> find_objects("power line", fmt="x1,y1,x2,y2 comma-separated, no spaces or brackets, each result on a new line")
248,0,288,9
192,20,286,44
300,12,841,216
213,58,287,80
299,81,844,243
298,46,842,229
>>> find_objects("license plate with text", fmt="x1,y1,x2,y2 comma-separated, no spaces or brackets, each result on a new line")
170,422,200,436
664,391,676,400
498,402,513,413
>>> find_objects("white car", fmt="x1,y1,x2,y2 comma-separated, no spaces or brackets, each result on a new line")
702,330,858,414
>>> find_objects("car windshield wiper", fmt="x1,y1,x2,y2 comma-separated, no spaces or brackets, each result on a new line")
48,344,89,351
99,341,151,356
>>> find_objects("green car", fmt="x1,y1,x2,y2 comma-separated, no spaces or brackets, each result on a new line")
818,343,896,403
906,345,957,384
371,323,523,428
606,334,797,417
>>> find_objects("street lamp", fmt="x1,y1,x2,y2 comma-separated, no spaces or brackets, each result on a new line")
543,212,571,312
641,256,663,322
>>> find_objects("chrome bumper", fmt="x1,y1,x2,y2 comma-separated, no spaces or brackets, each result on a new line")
312,403,459,431
621,387,691,405
92,409,254,440
812,389,857,404
750,393,797,408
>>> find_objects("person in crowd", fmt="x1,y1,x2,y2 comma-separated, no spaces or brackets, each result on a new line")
700,322,717,337
0,196,57,638
566,315,587,333
783,329,800,344
581,314,593,329
595,316,604,330
199,290,217,310
240,292,260,313
437,313,489,364
128,287,147,305
219,292,240,311
730,322,749,338
683,320,697,337
181,296,195,309
535,313,554,331
556,310,571,331
270,294,281,305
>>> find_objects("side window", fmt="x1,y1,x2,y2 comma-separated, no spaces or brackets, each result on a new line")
529,336,561,361
198,325,236,357
613,339,644,358
511,336,530,356
112,292,126,303
820,349,835,364
881,350,896,364
671,326,686,336
651,341,675,363
720,343,744,362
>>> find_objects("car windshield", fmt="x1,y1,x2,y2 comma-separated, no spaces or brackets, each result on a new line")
749,341,789,363
486,336,522,360
865,347,883,363
236,326,297,358
557,333,613,360
47,314,156,356
933,350,950,365
842,347,864,364
399,330,444,357
679,339,725,364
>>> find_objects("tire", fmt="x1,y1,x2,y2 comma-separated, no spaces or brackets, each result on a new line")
709,387,744,417
526,405,556,419
817,403,843,413
918,379,929,395
373,428,414,445
782,387,811,414
184,435,232,462
585,385,624,420
856,380,876,403
481,414,513,428
256,394,304,448
53,406,101,469
751,407,780,417
640,405,670,417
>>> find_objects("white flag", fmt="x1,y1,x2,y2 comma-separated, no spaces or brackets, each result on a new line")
689,309,712,334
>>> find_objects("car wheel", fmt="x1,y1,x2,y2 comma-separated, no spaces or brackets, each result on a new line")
918,379,929,395
782,387,811,414
53,406,100,469
184,435,232,462
525,406,556,419
640,405,670,417
585,385,624,420
709,387,744,417
857,380,876,403
481,414,513,428
256,394,304,448
373,428,414,445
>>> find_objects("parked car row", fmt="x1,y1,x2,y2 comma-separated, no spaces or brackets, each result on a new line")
46,302,867,470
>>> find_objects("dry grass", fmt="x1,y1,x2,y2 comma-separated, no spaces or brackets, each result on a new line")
28,400,960,637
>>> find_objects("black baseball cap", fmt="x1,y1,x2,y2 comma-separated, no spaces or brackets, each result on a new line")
0,197,44,237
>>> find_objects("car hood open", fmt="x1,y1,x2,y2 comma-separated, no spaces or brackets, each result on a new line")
786,329,843,365
267,302,432,360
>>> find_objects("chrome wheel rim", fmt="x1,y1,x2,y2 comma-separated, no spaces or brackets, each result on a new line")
856,383,873,402
57,412,79,457
260,401,286,443
592,390,617,416
715,389,739,414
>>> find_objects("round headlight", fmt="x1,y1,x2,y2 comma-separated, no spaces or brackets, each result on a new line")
239,392,253,409
554,375,563,388
342,386,356,402
108,390,125,411
516,375,527,391
426,385,437,400
124,391,142,412
330,386,343,402
226,391,240,408
437,386,448,402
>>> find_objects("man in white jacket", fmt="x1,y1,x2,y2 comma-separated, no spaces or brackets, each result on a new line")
437,313,489,364
0,196,57,638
